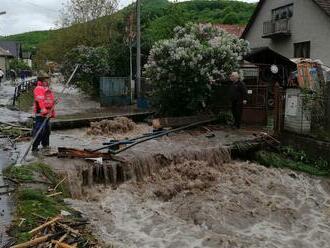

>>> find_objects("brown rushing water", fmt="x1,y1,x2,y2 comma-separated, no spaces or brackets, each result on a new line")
67,161,330,248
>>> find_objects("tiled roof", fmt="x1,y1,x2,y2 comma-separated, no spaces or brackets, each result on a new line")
213,24,246,37
313,0,330,16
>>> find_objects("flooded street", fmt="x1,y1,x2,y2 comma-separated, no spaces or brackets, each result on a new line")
68,161,330,248
0,80,31,123
0,139,14,246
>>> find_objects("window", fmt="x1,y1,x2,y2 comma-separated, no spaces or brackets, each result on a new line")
294,41,311,58
272,4,294,21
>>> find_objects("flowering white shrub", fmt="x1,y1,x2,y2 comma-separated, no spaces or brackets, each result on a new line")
144,23,249,116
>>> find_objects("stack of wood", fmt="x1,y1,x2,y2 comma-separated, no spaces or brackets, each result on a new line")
9,215,97,248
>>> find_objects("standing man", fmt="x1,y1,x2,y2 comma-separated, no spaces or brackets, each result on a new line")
32,73,55,152
0,68,4,85
229,72,247,129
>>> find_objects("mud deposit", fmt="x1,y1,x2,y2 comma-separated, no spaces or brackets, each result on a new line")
68,161,330,248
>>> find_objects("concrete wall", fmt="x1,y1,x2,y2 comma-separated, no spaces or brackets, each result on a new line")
284,88,311,134
245,0,330,66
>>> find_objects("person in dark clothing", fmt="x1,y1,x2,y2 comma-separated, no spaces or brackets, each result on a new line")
229,72,248,129
0,68,4,85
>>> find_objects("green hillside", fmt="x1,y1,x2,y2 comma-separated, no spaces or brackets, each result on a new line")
1,0,255,53
0,30,53,53
1,0,256,77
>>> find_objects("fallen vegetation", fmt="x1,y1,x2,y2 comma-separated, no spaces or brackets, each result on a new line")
3,163,100,247
0,121,31,139
87,117,136,136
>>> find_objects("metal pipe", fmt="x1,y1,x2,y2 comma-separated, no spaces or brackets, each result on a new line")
110,118,218,155
93,130,165,152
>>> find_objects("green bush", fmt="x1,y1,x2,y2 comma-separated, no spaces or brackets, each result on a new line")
9,59,30,71
145,23,249,116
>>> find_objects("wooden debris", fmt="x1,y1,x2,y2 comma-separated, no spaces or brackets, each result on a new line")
55,233,68,248
51,240,76,248
10,234,52,248
54,177,67,191
46,192,63,197
18,218,26,227
29,216,62,235
56,222,80,236
57,147,113,159
11,212,96,248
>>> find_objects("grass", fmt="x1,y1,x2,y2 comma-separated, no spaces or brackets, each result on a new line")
4,162,70,197
5,162,73,243
10,188,70,243
255,149,330,177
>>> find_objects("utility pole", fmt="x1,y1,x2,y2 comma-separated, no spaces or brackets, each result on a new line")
127,13,135,103
136,0,141,99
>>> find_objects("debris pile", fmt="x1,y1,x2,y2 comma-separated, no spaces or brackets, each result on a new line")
6,214,97,248
87,117,136,136
0,121,31,140
147,160,220,200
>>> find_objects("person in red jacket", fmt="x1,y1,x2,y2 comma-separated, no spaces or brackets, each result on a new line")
32,74,56,152
42,81,56,147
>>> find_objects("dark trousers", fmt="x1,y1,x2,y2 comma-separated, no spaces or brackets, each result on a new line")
232,100,243,128
32,116,51,150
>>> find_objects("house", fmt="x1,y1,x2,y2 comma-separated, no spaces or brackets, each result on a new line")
242,0,330,67
0,47,14,77
0,41,22,59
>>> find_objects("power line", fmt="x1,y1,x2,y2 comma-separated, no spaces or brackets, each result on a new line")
17,0,60,13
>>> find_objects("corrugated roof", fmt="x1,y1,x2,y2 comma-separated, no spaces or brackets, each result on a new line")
0,47,13,57
241,0,330,39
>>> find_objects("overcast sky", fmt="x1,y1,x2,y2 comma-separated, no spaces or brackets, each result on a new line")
0,0,258,36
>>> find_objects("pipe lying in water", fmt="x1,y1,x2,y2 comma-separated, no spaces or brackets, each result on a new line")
94,118,218,155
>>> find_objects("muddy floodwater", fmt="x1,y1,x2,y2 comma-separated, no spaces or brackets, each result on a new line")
68,161,330,248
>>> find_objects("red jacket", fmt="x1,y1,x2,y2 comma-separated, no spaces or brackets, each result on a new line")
33,81,56,118
33,81,46,116
44,88,56,118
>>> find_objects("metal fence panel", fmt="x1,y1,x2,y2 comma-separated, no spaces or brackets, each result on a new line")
99,77,131,106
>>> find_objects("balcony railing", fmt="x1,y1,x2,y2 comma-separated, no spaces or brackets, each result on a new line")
263,19,291,38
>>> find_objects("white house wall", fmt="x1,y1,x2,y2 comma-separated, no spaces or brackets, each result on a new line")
245,0,330,66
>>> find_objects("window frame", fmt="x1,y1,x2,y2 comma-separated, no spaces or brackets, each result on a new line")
272,4,294,21
294,41,311,58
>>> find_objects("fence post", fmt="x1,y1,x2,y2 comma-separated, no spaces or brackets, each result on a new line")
13,87,17,106
273,82,284,136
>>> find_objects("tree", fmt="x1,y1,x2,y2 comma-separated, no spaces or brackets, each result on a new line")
222,12,239,24
61,46,111,96
9,59,30,72
144,23,249,116
58,0,119,27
